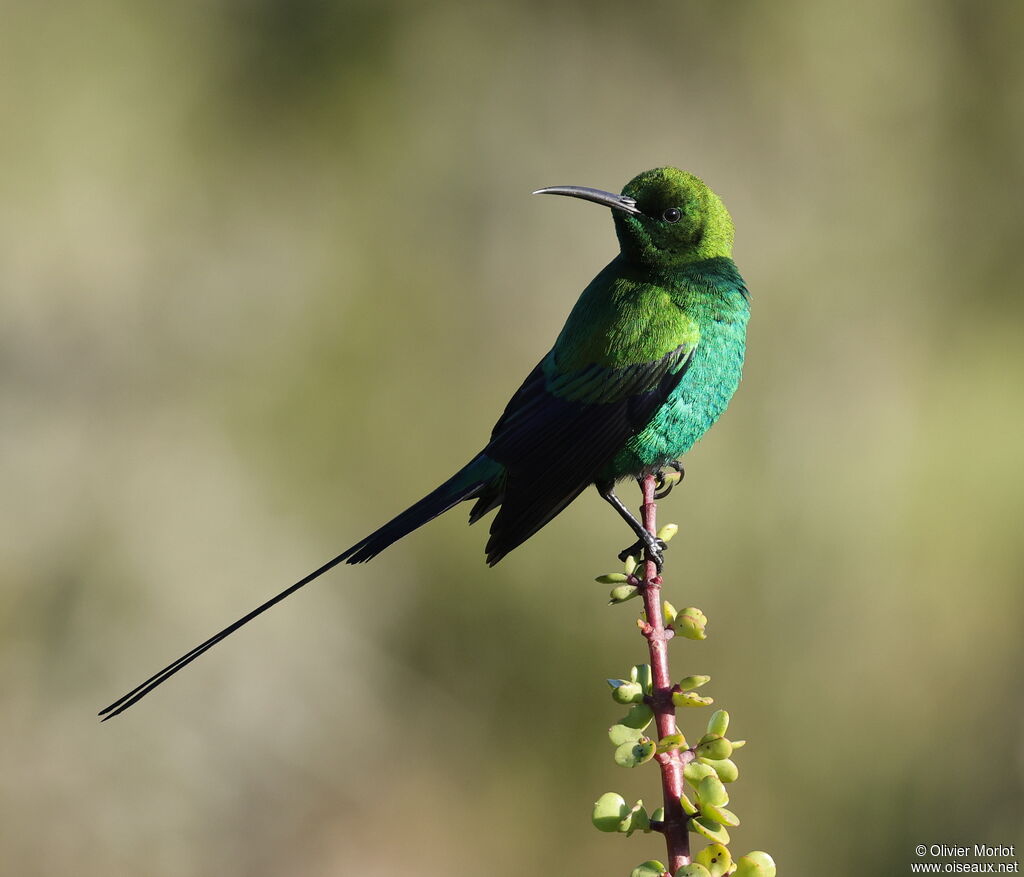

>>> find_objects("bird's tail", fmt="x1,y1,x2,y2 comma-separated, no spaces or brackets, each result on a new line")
339,454,501,563
98,455,501,720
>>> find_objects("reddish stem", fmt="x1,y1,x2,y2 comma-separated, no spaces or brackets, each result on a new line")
637,474,692,874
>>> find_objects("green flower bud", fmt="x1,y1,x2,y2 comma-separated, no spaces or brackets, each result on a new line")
630,861,667,877
595,573,629,584
696,774,729,807
733,852,776,877
591,792,628,832
651,806,665,823
624,555,639,576
632,664,654,693
679,790,699,816
675,866,711,877
609,680,644,704
618,703,655,730
657,523,679,542
614,738,656,768
656,732,687,754
695,843,733,877
701,804,740,828
673,691,714,708
706,710,729,737
609,723,645,745
678,675,711,690
698,757,739,783
690,816,730,846
662,600,678,625
696,734,733,761
683,761,717,786
621,799,650,836
730,739,747,749
609,583,641,604
676,607,708,640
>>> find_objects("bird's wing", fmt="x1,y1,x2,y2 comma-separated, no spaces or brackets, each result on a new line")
480,333,698,564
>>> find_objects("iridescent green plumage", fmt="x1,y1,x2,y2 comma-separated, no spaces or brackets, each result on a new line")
99,167,750,719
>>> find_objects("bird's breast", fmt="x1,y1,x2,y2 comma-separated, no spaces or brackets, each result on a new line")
609,301,749,477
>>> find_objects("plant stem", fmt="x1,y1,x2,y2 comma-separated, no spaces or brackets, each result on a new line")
637,474,693,873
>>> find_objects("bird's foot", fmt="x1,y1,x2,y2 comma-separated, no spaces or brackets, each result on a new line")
652,461,686,500
617,536,668,571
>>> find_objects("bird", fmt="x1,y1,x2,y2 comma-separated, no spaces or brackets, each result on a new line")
100,166,749,720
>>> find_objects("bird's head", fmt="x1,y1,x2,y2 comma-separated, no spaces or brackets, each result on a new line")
534,167,734,270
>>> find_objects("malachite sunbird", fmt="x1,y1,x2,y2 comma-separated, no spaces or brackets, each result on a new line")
101,167,749,719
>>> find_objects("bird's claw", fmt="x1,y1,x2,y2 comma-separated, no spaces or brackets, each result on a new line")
653,461,686,500
617,537,668,571
617,539,643,564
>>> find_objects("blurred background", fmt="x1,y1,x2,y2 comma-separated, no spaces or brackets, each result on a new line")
2,1,1022,874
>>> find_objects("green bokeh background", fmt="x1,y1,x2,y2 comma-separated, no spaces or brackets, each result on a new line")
3,2,1022,874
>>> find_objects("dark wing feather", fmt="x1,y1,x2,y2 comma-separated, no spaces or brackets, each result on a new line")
481,343,694,564
485,358,546,442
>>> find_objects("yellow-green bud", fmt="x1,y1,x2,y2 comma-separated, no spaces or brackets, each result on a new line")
657,523,679,542
671,688,712,708
610,681,644,704
678,675,711,690
630,861,667,877
656,733,686,754
696,734,733,760
659,598,675,627
676,607,708,640
609,583,640,604
701,804,740,828
695,843,733,877
698,757,739,783
614,738,656,768
675,866,711,877
706,709,730,737
679,790,699,816
618,703,654,731
690,816,730,846
609,723,644,746
595,572,629,584
591,792,628,832
733,852,776,877
622,799,650,835
632,664,654,692
697,774,729,807
683,761,717,786
730,739,747,749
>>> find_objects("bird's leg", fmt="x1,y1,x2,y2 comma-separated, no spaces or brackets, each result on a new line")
653,460,685,500
596,480,667,570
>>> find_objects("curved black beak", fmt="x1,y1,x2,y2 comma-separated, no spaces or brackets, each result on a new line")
532,185,642,216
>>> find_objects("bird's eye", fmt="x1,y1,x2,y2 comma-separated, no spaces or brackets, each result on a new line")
662,207,682,223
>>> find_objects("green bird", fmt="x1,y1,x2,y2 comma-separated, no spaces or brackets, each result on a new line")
100,166,748,719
